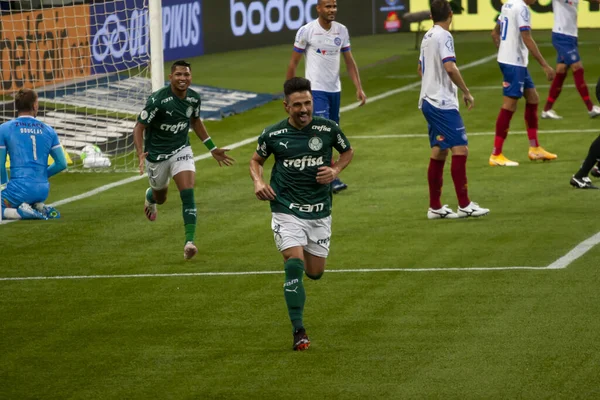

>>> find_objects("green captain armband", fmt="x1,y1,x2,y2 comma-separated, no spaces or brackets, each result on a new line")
203,137,217,152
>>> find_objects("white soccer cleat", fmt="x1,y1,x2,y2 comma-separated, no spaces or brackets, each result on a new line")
184,241,198,260
427,205,459,220
589,105,600,118
541,109,563,119
144,188,157,221
457,202,490,218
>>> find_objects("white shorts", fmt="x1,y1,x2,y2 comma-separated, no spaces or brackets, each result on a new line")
271,212,332,258
145,146,195,189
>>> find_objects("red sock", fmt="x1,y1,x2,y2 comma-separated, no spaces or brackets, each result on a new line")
544,72,567,112
493,108,514,155
451,155,470,208
525,103,539,147
428,158,445,209
573,68,594,111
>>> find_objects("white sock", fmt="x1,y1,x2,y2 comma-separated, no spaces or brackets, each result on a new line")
2,208,21,220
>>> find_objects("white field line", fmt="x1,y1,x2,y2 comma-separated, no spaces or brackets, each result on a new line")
0,232,596,281
348,128,600,139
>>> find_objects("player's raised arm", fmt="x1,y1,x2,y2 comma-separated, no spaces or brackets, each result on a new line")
190,117,234,167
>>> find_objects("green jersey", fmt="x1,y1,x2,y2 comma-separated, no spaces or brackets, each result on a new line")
256,116,352,220
137,85,201,162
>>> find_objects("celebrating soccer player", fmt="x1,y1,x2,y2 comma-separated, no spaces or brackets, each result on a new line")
250,77,354,351
541,0,600,120
0,88,67,221
490,0,557,166
286,0,366,194
133,60,234,260
418,0,490,220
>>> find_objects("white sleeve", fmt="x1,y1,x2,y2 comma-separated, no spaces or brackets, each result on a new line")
341,26,351,51
293,26,308,52
517,4,531,30
439,32,456,63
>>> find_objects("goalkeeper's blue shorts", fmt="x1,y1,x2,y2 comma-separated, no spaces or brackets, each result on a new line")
1,179,49,208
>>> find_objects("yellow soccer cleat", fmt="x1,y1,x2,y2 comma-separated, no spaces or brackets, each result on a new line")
528,147,557,161
489,153,519,166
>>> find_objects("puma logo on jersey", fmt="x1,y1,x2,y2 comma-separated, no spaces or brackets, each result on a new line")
279,141,289,149
269,128,288,137
165,110,174,116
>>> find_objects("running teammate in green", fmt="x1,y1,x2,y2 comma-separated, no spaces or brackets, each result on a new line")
250,77,354,351
133,60,234,260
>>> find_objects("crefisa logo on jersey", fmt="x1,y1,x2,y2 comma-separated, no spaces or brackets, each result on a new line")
230,0,318,36
308,136,323,151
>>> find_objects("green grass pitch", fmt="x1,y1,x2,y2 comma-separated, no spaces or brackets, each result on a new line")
1,30,600,399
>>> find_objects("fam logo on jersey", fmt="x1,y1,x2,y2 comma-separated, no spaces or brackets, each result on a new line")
308,136,323,151
334,37,342,46
186,106,193,118
436,134,445,142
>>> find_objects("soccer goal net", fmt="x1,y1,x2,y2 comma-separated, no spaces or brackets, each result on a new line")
0,0,164,172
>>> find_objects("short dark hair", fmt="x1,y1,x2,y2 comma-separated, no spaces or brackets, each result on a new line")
171,60,191,72
284,77,312,100
15,88,38,113
430,0,452,23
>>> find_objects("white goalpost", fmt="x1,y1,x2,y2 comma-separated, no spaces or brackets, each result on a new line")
0,0,165,172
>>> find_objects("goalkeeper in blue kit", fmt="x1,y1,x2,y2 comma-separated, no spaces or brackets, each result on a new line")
0,89,67,220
